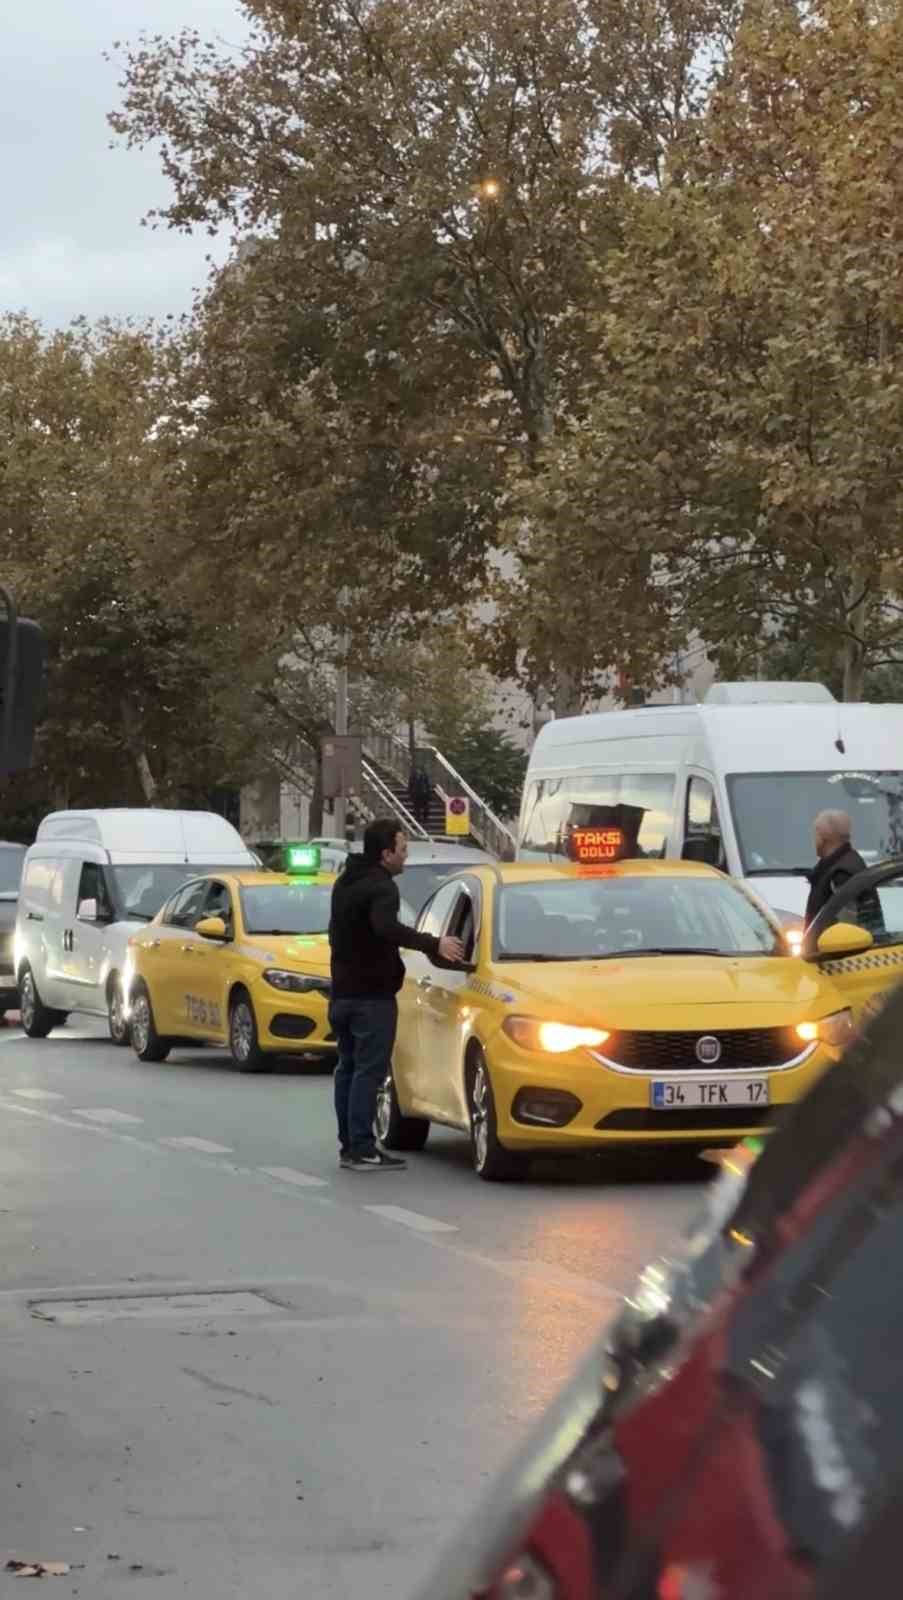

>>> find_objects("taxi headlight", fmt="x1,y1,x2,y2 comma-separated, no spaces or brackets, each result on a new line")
263,969,330,994
503,1016,609,1054
796,1009,854,1048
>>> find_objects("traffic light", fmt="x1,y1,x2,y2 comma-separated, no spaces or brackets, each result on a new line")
0,589,47,775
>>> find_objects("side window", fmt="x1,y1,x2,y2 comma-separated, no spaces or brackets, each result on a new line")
824,873,901,946
685,777,725,866
164,880,210,930
417,880,461,939
447,878,482,961
23,858,59,905
202,880,234,930
520,773,675,859
77,863,113,919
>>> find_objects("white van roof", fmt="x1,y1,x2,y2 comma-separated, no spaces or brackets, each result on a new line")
35,808,255,866
529,696,903,776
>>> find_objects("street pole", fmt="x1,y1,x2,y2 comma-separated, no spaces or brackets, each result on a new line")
334,603,349,840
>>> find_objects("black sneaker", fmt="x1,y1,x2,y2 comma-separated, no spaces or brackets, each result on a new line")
339,1149,354,1170
347,1149,407,1172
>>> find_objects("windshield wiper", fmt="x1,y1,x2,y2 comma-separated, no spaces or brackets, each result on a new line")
497,952,574,962
596,947,725,959
745,867,811,877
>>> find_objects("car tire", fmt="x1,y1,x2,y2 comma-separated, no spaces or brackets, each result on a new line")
130,983,172,1063
107,976,131,1046
375,1071,430,1151
229,991,270,1073
19,965,67,1039
468,1049,524,1182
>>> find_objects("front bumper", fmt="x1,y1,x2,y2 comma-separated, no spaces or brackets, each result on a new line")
250,978,336,1056
489,1038,835,1149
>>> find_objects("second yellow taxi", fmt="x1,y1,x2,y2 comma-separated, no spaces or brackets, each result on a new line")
377,858,881,1179
125,867,335,1071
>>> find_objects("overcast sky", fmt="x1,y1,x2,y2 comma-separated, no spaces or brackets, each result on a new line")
2,1,249,328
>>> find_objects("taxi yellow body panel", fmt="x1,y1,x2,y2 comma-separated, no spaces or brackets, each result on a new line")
127,871,335,1058
391,861,883,1155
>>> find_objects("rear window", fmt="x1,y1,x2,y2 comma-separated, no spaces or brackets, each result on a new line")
239,883,332,935
22,858,59,900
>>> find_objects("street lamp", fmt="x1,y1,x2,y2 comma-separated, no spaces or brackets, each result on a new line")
479,177,501,199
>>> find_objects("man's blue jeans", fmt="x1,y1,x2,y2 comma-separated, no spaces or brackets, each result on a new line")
329,995,399,1157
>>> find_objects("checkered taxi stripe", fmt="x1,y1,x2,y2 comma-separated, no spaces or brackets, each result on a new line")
822,948,903,975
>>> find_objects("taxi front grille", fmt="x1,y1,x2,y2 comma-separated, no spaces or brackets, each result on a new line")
597,1108,774,1133
602,1027,804,1073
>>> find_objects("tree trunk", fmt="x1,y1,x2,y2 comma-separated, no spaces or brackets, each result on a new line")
120,698,158,802
553,667,582,718
841,635,866,702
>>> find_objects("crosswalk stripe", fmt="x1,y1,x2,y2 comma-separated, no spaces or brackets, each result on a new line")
363,1204,458,1235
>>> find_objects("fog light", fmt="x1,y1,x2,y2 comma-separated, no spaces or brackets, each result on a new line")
511,1088,581,1127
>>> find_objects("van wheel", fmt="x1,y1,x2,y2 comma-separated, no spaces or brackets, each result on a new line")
467,1050,525,1182
230,991,269,1073
19,965,67,1039
130,984,171,1063
375,1071,430,1151
107,977,131,1046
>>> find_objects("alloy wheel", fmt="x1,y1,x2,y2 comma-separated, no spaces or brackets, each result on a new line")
375,1074,393,1142
109,983,128,1042
471,1061,490,1171
231,1002,254,1063
19,971,35,1031
131,994,150,1054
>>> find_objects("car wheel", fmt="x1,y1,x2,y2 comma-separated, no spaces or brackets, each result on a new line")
230,991,269,1073
107,977,131,1046
19,965,66,1040
375,1071,430,1151
468,1050,523,1182
130,984,171,1063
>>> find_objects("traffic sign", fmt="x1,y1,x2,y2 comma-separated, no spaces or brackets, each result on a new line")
445,795,470,836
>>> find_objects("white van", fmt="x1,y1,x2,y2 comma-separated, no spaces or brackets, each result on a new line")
517,683,903,925
15,809,256,1043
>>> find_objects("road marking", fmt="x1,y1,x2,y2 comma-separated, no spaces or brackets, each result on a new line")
259,1166,329,1189
72,1108,144,1126
363,1204,458,1235
11,1088,65,1102
161,1136,233,1155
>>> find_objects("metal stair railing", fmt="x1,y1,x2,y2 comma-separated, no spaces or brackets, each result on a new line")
360,757,429,840
361,730,515,856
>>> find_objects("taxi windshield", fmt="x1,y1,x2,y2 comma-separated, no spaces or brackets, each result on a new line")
111,863,226,921
240,883,331,936
495,875,782,961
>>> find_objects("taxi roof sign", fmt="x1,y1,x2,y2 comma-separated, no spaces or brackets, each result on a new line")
284,843,321,874
569,826,626,865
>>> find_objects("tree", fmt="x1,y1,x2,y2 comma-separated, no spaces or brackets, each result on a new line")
441,722,527,819
0,315,279,813
528,0,903,700
109,0,741,711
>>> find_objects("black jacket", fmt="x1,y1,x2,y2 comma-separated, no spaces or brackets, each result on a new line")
805,843,869,926
329,855,441,998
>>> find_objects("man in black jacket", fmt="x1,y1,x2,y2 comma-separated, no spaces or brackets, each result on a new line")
329,816,465,1172
805,809,871,926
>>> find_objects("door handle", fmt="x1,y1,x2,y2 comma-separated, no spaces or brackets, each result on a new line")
63,929,74,953
27,911,44,923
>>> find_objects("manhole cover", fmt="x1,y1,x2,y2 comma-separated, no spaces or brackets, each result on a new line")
31,1291,277,1325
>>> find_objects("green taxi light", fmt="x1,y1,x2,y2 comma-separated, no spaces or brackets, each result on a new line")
284,843,321,874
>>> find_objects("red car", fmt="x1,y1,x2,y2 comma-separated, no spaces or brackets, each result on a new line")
416,986,903,1600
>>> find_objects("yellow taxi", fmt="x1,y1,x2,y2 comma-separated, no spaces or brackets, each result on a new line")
125,858,335,1072
376,854,877,1179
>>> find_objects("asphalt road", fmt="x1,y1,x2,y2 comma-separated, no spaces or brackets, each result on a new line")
0,1020,708,1598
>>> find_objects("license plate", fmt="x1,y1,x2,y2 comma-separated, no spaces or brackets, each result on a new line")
651,1077,770,1110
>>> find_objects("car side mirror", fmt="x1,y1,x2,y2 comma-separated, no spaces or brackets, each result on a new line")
77,898,97,922
814,922,874,960
681,835,722,867
195,915,229,942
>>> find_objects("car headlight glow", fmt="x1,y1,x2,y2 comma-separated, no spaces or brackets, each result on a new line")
795,1009,854,1047
503,1016,609,1054
262,969,331,994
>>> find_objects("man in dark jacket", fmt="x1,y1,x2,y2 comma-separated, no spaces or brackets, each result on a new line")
805,809,871,927
329,816,465,1172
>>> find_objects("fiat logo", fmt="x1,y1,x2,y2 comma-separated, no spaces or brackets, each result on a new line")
696,1035,722,1065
